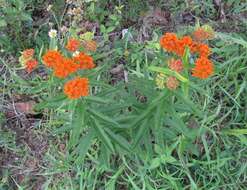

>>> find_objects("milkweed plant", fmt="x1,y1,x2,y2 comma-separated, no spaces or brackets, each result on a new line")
19,24,216,166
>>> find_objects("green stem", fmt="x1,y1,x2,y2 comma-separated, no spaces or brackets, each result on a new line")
182,47,190,98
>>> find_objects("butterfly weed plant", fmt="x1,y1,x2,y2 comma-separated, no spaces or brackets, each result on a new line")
15,20,224,188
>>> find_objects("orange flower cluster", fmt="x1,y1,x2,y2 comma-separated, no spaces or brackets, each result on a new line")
160,33,193,56
73,52,95,69
66,38,80,52
160,32,214,79
19,49,38,73
42,50,95,79
22,49,34,59
53,58,79,78
168,58,183,73
192,57,214,79
190,42,213,79
160,33,180,54
160,32,211,58
166,76,179,90
64,77,89,99
26,59,38,73
42,49,95,99
42,50,63,68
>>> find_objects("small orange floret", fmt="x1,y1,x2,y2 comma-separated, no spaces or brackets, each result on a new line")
53,58,79,78
189,42,199,54
42,50,63,68
73,52,95,69
64,77,89,99
160,33,178,53
192,57,214,79
175,36,193,56
197,43,211,57
166,76,179,90
66,38,80,52
22,49,35,59
168,58,183,73
25,59,38,73
181,36,193,46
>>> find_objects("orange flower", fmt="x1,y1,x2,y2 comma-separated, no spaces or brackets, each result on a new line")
189,42,199,54
197,43,211,57
73,52,95,69
82,40,97,52
175,36,193,56
160,33,193,56
53,58,79,78
66,38,80,52
193,27,214,42
173,40,184,56
64,77,89,99
192,57,214,79
168,58,183,73
160,33,178,53
42,50,63,68
166,76,179,90
181,36,193,46
25,59,38,73
22,49,35,59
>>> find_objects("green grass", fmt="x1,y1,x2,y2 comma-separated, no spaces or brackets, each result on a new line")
0,0,247,189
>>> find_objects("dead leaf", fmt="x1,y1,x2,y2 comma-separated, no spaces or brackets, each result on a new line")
81,40,97,52
14,101,36,115
110,64,124,75
138,7,171,41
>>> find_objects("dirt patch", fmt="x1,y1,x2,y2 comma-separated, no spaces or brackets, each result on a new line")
0,92,49,189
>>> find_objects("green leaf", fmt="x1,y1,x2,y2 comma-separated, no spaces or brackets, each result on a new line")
149,157,161,169
173,91,203,118
100,24,106,33
129,92,167,128
92,118,115,153
53,125,73,134
148,66,189,83
0,19,7,27
14,0,25,10
160,155,177,164
154,100,165,148
105,166,124,190
84,96,112,104
80,32,94,41
106,26,115,33
105,128,131,152
68,100,86,149
165,114,199,140
88,108,121,128
74,128,95,165
99,143,111,169
132,119,149,149
21,13,32,21
34,94,67,111
222,129,247,136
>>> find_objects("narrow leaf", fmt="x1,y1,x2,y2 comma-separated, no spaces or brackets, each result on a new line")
92,118,115,153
